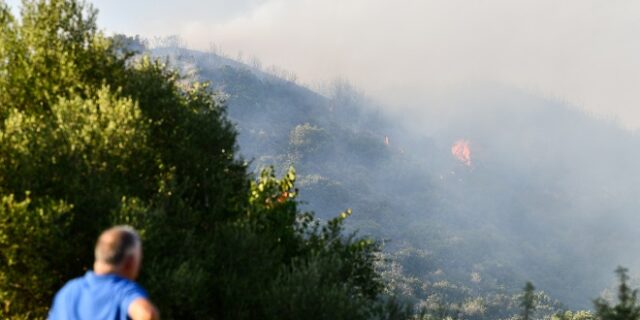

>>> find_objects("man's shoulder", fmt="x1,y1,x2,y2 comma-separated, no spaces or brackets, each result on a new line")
56,272,146,297
56,276,85,296
101,274,149,302
50,273,149,313
109,275,146,292
50,275,85,316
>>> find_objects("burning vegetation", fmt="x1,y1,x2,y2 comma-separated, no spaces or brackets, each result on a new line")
451,139,472,166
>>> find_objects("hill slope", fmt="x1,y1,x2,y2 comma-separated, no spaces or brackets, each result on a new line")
152,46,640,315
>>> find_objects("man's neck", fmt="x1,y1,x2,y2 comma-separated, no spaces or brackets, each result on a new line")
93,262,122,277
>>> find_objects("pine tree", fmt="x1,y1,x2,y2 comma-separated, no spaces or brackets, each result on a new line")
594,266,640,320
521,281,537,320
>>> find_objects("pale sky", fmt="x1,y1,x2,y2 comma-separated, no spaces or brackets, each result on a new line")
6,0,640,129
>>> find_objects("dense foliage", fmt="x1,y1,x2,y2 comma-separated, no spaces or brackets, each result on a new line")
0,1,402,319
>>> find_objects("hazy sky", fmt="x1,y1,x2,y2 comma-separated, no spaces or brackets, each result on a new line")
6,0,640,129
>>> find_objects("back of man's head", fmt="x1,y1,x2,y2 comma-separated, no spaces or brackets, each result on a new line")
94,225,141,279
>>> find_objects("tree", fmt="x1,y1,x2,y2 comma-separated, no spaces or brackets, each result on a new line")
521,282,536,320
594,267,640,320
0,1,402,319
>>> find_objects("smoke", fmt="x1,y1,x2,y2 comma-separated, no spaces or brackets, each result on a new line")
6,0,640,126
76,0,640,130
110,39,640,307
7,0,640,308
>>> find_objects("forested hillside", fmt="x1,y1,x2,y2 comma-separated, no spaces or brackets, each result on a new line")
150,43,640,316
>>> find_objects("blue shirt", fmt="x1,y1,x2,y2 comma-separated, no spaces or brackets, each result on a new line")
48,271,148,320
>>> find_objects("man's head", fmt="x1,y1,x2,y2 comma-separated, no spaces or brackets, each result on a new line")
94,225,142,280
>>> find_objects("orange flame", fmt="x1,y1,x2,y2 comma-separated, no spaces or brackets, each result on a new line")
451,139,472,166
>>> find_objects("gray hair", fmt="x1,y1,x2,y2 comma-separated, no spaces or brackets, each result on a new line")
94,225,141,266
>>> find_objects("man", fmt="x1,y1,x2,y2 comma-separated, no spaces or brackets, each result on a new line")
49,226,159,320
